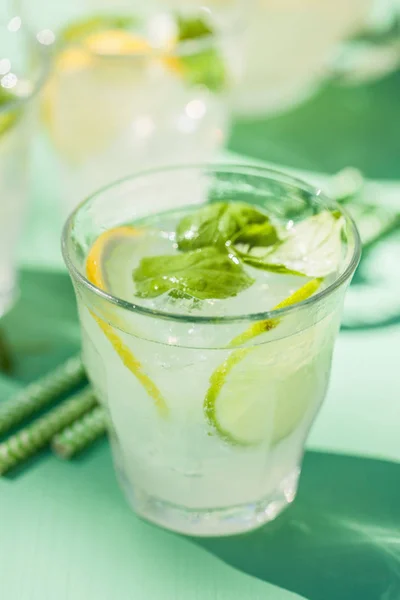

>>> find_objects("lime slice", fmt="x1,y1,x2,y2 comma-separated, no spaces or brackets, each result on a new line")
228,278,322,347
265,211,345,277
86,226,168,417
205,345,315,446
204,278,322,445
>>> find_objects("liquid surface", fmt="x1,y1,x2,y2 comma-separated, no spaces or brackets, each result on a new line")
93,203,342,318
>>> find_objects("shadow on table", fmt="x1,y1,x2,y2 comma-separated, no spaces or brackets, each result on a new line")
194,452,400,600
3,270,400,598
0,268,80,383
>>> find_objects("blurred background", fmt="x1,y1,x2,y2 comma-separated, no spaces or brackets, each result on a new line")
0,0,398,368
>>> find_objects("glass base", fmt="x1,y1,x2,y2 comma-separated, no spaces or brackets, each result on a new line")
119,470,300,537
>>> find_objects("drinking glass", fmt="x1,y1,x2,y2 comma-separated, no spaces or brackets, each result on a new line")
18,0,243,212
62,164,360,536
0,9,47,316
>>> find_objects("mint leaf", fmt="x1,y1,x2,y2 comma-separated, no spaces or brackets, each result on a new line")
242,257,305,276
233,222,278,247
179,49,226,93
176,16,213,41
233,243,304,276
133,247,254,300
176,202,276,251
176,203,230,251
227,202,272,229
260,210,345,277
176,16,226,92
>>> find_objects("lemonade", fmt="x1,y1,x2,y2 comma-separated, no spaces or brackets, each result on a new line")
63,165,360,535
37,6,240,211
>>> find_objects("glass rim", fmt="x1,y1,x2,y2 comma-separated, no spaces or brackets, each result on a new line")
19,6,244,61
0,28,50,114
62,163,362,325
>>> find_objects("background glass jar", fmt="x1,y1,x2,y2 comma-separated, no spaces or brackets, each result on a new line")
17,0,243,212
0,6,47,316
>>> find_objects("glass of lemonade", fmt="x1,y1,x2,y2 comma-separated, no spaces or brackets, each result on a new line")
62,164,360,536
20,0,242,212
0,13,46,316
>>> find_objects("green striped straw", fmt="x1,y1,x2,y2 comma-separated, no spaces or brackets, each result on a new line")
52,405,107,459
0,388,96,475
0,354,85,437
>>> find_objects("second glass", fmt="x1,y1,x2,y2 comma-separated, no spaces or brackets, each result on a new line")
0,12,46,316
26,1,242,211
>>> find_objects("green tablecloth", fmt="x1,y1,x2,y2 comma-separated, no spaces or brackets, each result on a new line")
1,70,400,600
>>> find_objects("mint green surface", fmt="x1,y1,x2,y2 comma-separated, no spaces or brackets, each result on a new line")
230,71,400,179
0,269,399,600
1,67,400,599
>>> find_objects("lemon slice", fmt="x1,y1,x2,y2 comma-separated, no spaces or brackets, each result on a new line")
86,225,143,297
86,226,168,417
204,279,322,445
